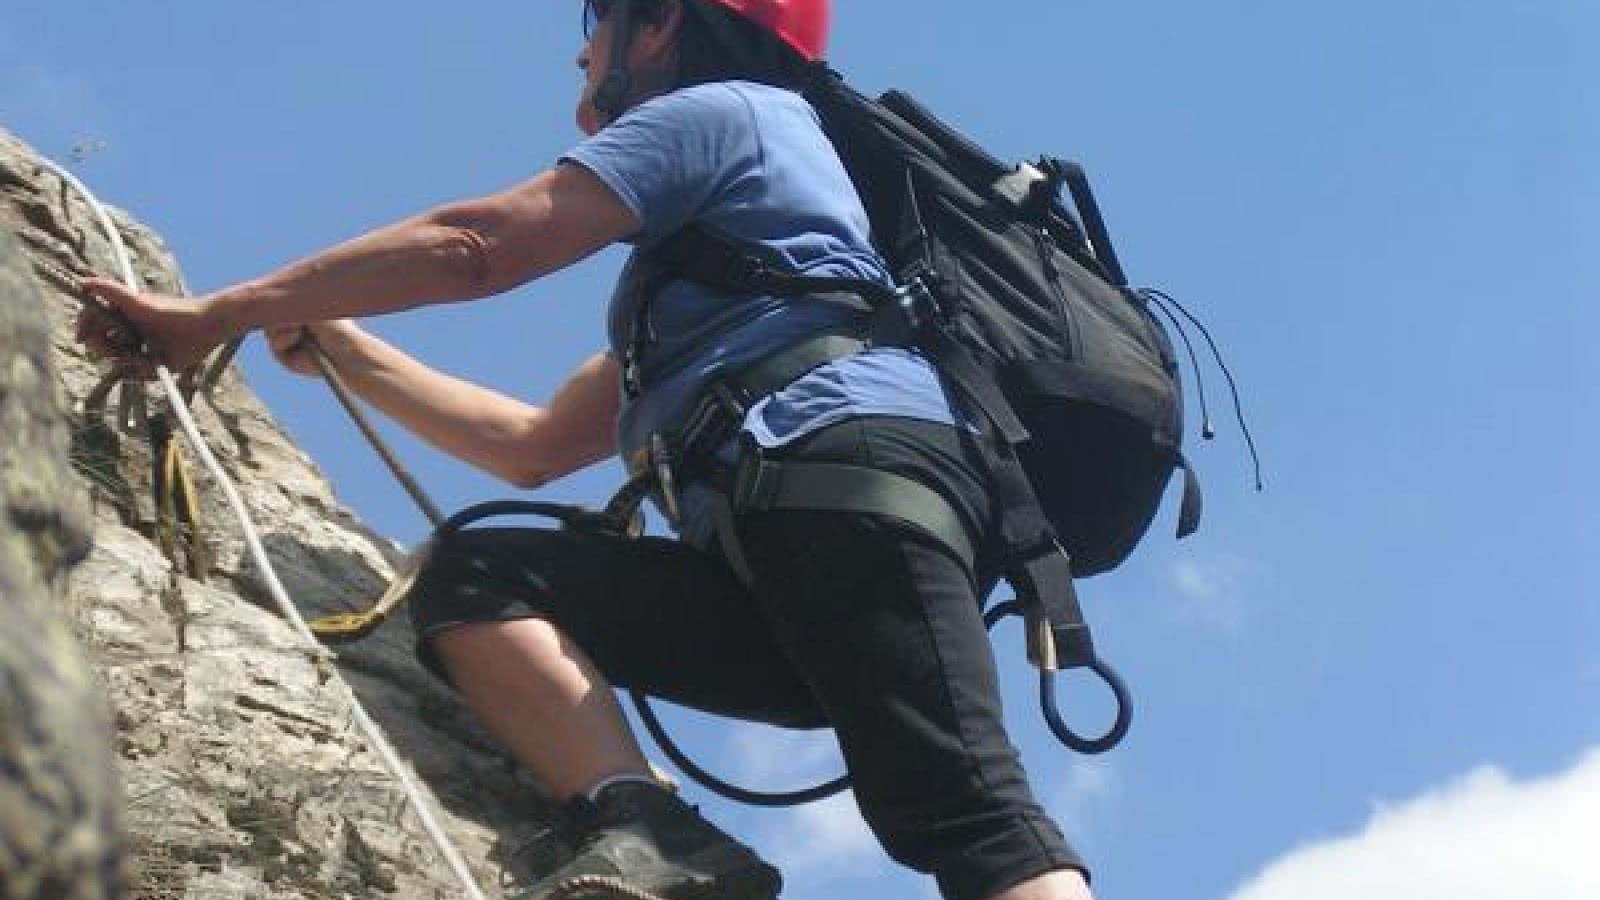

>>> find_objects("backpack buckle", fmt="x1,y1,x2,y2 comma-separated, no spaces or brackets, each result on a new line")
993,161,1052,218
873,274,940,345
1010,539,1095,672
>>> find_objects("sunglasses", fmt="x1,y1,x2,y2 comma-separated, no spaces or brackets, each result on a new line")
582,0,616,40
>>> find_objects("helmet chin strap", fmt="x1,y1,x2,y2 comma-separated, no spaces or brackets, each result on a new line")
592,0,636,122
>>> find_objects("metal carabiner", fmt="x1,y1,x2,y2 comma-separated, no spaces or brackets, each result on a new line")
648,433,682,525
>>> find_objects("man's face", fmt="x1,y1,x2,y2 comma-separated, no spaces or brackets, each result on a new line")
575,0,616,135
574,0,679,136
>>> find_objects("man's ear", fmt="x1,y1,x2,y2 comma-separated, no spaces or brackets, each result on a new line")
636,0,684,59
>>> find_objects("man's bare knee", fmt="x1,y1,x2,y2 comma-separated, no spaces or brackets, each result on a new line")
433,617,569,674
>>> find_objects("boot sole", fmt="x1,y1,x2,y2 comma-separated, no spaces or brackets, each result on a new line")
516,829,781,900
677,844,782,900
548,861,780,900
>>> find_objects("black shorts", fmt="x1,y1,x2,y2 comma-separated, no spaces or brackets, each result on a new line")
408,417,1084,900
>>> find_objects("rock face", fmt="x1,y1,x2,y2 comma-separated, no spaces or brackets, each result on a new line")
1,130,561,898
0,223,120,898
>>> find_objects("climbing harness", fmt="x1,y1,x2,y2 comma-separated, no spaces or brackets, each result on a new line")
297,326,1133,808
40,158,491,900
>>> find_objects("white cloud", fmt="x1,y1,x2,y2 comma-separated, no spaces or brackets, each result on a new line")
727,724,844,786
764,791,881,875
718,725,882,882
1224,749,1600,900
1049,758,1121,845
766,757,1124,899
1168,552,1267,633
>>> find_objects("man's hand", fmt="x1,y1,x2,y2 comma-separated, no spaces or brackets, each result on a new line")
265,320,369,379
75,279,234,376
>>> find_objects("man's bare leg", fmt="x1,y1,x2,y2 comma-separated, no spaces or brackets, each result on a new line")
433,617,651,798
989,869,1096,900
434,618,781,900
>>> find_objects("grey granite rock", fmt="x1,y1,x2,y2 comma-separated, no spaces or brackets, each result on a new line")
1,128,561,899
0,216,120,900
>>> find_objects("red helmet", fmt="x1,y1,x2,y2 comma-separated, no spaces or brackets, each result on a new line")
701,0,830,61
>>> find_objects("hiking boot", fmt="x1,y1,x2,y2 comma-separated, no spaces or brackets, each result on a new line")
513,781,782,900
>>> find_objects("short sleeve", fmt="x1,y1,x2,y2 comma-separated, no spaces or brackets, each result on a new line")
561,85,757,246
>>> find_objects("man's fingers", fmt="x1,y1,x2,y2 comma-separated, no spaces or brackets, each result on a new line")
267,326,317,360
75,295,117,337
77,279,148,342
76,308,127,353
74,307,96,342
271,326,307,349
80,276,134,305
266,329,301,358
78,278,131,320
73,289,161,371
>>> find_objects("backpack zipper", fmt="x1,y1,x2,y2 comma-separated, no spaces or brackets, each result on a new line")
1033,225,1082,361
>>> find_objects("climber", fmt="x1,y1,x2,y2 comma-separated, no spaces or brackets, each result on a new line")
75,2,1097,898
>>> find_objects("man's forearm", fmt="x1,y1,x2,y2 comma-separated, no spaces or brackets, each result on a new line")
331,330,560,486
207,215,491,336
203,164,636,339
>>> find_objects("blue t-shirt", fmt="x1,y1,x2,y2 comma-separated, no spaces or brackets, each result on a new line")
562,81,960,542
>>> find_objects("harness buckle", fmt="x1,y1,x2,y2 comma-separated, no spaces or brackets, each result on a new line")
710,380,751,418
625,435,684,527
649,433,682,525
729,446,776,515
622,346,643,397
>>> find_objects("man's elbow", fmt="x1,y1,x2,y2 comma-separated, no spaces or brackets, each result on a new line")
422,202,519,296
506,463,554,491
440,225,497,293
505,439,613,492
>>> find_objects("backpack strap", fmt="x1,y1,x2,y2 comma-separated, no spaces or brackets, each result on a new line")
649,225,898,306
650,227,1033,446
919,325,1030,444
1176,453,1203,540
983,440,1095,670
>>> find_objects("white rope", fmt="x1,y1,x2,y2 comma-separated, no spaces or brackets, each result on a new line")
39,157,490,900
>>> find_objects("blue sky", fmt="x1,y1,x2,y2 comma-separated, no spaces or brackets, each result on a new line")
5,2,1597,898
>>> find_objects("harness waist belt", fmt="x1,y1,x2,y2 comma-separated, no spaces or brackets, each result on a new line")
632,331,871,485
730,457,977,572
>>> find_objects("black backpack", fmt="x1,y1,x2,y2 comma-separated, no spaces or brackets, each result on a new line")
657,71,1204,580
802,73,1202,577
